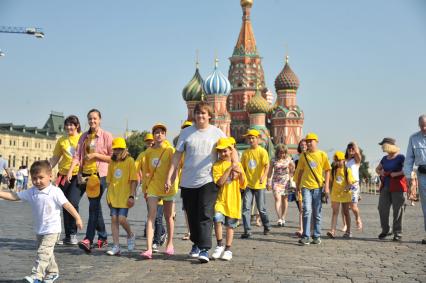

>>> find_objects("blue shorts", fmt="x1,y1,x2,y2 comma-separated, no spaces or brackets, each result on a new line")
110,207,129,217
213,212,238,229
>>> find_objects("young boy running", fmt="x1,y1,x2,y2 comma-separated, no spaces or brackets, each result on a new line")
241,129,271,238
293,133,331,245
0,160,83,283
212,137,247,261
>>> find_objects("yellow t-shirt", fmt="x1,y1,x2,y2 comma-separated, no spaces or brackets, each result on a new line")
82,132,98,175
106,157,138,208
241,146,269,189
293,151,331,190
143,144,178,197
135,151,147,190
331,167,355,203
213,160,247,219
52,133,82,175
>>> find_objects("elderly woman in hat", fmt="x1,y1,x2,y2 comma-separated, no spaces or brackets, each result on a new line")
375,137,408,241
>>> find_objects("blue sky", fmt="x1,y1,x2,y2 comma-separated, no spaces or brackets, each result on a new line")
0,0,425,169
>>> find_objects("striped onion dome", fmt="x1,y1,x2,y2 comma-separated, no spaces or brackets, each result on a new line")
275,56,300,91
182,65,205,101
246,90,270,114
203,59,231,96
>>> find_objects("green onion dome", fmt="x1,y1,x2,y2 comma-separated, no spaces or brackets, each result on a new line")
182,66,205,101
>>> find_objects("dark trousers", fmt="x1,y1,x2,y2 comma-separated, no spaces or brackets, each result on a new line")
378,185,405,235
59,175,84,237
82,175,107,243
181,182,218,250
153,205,165,244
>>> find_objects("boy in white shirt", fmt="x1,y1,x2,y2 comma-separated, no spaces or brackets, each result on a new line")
0,160,83,283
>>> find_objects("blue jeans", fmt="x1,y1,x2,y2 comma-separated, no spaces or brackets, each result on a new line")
242,188,270,232
302,188,322,239
83,176,107,242
59,175,84,237
418,173,426,232
153,205,165,244
23,176,29,190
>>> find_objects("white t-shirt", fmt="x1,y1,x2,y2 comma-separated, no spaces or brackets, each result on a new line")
176,125,226,188
17,184,68,235
346,158,360,182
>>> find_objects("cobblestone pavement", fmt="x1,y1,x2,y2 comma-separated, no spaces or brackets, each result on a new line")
0,189,425,283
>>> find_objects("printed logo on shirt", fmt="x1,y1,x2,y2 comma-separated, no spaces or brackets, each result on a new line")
152,158,161,168
67,146,76,156
89,140,96,150
336,176,343,184
248,159,257,169
114,169,122,179
309,161,317,169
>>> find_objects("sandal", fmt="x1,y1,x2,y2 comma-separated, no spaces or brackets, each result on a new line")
294,231,302,238
182,233,190,240
327,231,336,239
356,219,363,231
141,250,152,259
343,232,352,238
165,247,175,256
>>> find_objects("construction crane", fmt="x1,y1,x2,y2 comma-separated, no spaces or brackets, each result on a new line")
0,26,45,38
0,26,44,57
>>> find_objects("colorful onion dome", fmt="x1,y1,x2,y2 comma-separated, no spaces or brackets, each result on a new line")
246,90,270,114
203,59,231,96
182,64,205,102
275,56,300,91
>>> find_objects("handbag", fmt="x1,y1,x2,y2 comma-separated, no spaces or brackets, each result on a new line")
418,165,426,174
86,174,101,198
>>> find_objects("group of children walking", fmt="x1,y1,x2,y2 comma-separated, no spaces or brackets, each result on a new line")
0,105,365,282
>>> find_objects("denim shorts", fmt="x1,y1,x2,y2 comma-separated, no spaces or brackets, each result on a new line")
147,194,175,202
213,212,238,228
110,207,129,217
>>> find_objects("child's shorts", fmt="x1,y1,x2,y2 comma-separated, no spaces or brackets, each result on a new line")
147,194,175,202
213,212,238,229
351,183,360,203
110,207,129,217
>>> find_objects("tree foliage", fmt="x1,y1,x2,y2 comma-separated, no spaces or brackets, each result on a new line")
126,130,150,159
359,148,371,181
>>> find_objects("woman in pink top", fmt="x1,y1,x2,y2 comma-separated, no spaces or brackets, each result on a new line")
68,109,113,252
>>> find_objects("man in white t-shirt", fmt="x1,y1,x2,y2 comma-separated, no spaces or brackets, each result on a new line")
166,102,231,263
0,160,83,283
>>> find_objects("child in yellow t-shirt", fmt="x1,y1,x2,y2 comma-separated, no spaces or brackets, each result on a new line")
212,138,247,261
106,137,138,256
240,129,270,238
327,151,356,239
141,124,177,259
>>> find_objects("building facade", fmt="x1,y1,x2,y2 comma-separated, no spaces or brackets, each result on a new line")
0,112,64,170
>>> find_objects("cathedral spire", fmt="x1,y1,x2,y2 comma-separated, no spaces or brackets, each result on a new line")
233,0,257,56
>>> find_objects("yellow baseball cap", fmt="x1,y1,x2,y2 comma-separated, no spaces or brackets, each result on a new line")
181,120,193,129
152,123,167,133
216,137,232,150
243,129,260,137
112,137,126,149
144,133,154,141
305,132,318,141
334,151,345,161
229,136,236,145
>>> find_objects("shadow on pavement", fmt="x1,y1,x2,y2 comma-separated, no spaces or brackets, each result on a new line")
0,238,35,251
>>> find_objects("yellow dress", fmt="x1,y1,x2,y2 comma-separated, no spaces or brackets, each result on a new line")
330,167,355,203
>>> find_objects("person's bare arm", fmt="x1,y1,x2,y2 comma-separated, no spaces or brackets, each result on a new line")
165,151,183,191
86,152,111,163
260,162,269,185
63,202,83,230
0,191,20,201
49,156,61,169
216,166,233,187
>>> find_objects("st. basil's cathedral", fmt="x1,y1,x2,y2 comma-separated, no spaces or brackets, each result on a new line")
181,0,304,154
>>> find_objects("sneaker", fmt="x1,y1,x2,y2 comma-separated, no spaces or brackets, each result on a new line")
281,220,286,227
106,245,121,256
97,239,108,249
69,234,78,245
189,245,200,258
311,237,321,244
211,245,225,259
159,232,167,246
43,273,59,283
198,249,209,263
78,239,92,253
240,232,251,239
263,227,271,235
152,243,159,253
298,238,310,245
221,250,232,261
342,232,352,239
127,233,136,252
56,238,64,245
393,235,402,242
277,219,283,227
378,231,392,240
23,276,42,283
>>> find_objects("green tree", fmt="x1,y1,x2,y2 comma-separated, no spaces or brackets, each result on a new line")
359,148,371,181
126,130,150,159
